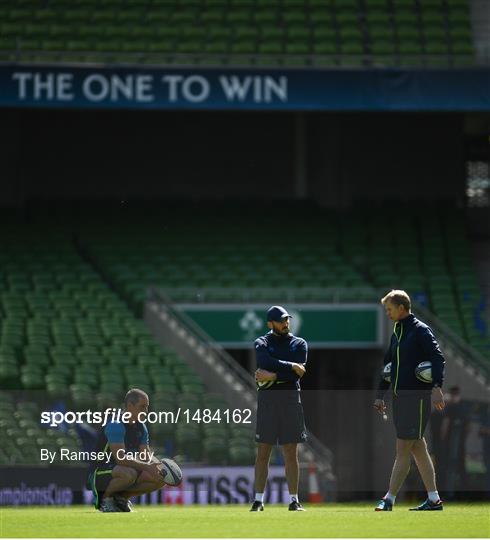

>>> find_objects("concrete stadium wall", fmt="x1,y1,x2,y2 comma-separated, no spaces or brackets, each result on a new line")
308,113,466,207
0,109,466,207
0,109,295,203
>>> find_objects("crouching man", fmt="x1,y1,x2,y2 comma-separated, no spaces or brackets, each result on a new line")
86,388,166,512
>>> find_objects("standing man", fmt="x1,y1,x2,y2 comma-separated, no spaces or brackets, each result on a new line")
251,305,308,512
374,290,446,511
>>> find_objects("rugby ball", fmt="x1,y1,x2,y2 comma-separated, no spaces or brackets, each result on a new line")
382,362,392,383
160,458,183,486
415,361,432,383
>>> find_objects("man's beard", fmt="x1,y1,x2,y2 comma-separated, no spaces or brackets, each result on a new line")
275,327,289,336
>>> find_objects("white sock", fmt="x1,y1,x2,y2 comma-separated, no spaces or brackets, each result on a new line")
290,494,299,503
428,490,440,503
255,493,264,503
384,492,396,504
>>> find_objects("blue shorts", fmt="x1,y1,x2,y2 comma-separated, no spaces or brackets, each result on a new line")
255,389,307,445
392,391,431,440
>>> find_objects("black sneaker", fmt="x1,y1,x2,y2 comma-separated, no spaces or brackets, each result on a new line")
409,499,443,511
99,497,121,512
288,500,305,511
250,500,264,512
375,498,393,511
114,496,133,512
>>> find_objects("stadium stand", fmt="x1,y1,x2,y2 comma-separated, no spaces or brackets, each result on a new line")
342,209,488,357
0,205,488,465
0,392,81,466
75,206,490,360
78,221,367,309
0,0,475,67
0,226,255,465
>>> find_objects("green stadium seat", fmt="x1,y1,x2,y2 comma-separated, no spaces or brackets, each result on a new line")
285,43,309,55
425,42,449,55
340,42,364,55
66,40,91,51
283,11,307,24
283,0,306,6
366,0,389,7
184,27,207,40
334,0,358,9
64,9,90,22
204,41,228,54
230,0,255,9
448,10,471,28
309,10,332,25
92,9,115,23
93,40,120,52
424,25,447,39
201,11,225,23
393,0,416,7
339,27,363,41
203,439,228,463
369,27,395,41
229,445,255,465
23,23,46,38
226,9,252,24
10,8,34,22
255,10,278,24
258,42,282,54
174,39,200,54
16,39,39,52
145,10,170,24
40,40,63,51
0,22,22,39
0,355,17,376
176,425,202,459
97,391,121,409
24,353,51,368
230,41,256,54
102,25,128,39
20,369,44,390
452,42,473,55
398,41,423,55
208,26,232,40
371,41,395,55
117,9,142,23
336,13,358,26
395,11,418,26
367,12,391,25
260,26,285,41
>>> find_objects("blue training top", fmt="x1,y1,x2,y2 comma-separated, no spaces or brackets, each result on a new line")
254,331,308,391
88,420,149,474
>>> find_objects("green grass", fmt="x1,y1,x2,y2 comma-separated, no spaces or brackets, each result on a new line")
0,503,489,538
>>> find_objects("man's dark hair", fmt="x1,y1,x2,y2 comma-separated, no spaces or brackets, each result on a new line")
124,388,148,407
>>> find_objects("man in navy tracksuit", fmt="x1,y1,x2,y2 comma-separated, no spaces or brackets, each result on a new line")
374,290,446,511
250,306,308,512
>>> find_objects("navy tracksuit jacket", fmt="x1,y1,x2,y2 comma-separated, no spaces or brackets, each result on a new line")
377,313,445,399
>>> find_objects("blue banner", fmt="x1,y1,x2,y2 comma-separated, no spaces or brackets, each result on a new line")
0,65,488,111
